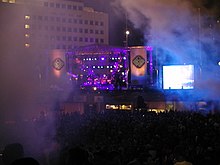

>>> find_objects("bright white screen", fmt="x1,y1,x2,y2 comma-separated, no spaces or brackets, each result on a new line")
163,65,194,89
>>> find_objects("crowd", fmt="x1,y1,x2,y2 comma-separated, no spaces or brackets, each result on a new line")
1,109,220,165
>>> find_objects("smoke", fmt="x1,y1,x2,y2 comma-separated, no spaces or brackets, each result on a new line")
112,0,220,99
0,4,72,158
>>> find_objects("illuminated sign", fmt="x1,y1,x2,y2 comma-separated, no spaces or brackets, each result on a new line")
52,58,64,70
132,55,145,68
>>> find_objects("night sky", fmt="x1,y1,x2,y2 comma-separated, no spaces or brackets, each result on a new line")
81,0,220,47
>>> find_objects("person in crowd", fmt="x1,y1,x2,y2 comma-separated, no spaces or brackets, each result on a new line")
10,157,40,165
2,143,24,165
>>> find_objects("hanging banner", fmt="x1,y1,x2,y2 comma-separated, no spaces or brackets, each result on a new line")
130,46,147,86
50,49,66,78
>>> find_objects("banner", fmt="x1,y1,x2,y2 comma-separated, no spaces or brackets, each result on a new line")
130,46,147,86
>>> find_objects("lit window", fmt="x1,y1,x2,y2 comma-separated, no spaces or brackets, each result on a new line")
2,0,8,3
25,34,30,38
9,0,16,3
25,15,30,20
25,24,30,29
25,43,30,48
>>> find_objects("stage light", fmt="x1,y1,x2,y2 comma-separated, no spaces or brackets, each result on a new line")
101,57,105,60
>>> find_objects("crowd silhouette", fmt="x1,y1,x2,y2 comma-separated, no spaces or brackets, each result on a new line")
1,109,220,165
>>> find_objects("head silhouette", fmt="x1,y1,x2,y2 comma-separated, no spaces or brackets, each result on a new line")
10,157,40,165
2,143,24,165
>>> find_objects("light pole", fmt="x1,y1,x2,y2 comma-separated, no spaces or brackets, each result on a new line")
125,30,130,47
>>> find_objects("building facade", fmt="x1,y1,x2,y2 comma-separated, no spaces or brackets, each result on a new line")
1,0,109,50
0,0,109,89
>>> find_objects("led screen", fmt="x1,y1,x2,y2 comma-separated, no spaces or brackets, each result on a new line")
163,65,194,89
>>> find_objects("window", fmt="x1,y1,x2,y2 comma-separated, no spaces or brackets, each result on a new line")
50,16,54,22
90,20,93,25
90,38,94,42
56,17,60,22
100,38,104,43
62,27,66,32
68,27,72,32
100,22,104,26
50,26,54,31
95,21,98,26
56,26,61,31
51,45,55,49
73,5,77,10
78,6,83,10
90,29,94,34
73,19,77,23
95,38,99,43
68,36,72,41
85,38,88,42
73,37,77,41
95,30,99,34
79,28,83,33
25,43,30,48
56,3,60,8
44,2,48,7
73,28,77,32
56,36,60,41
62,18,66,23
25,24,30,29
38,16,43,21
44,16,48,21
79,19,83,24
79,37,83,42
68,18,72,23
67,5,71,9
84,20,88,25
84,29,88,33
62,4,66,9
50,36,55,41
100,30,104,34
25,34,30,38
25,15,30,20
9,0,16,3
62,36,66,41
50,3,54,7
